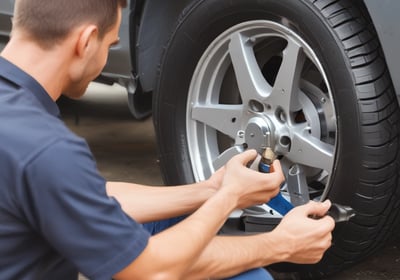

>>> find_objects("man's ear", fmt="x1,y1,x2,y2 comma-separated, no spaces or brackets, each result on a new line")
75,25,99,58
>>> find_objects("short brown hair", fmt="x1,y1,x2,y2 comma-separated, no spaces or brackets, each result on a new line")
13,0,127,48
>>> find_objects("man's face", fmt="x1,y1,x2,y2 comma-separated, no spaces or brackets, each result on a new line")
63,8,122,99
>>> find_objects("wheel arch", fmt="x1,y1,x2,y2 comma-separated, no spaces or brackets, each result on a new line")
134,0,194,93
362,0,400,98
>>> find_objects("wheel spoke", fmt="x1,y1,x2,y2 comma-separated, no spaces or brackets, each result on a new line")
268,39,306,112
213,144,246,170
191,104,243,139
289,129,334,172
229,33,272,103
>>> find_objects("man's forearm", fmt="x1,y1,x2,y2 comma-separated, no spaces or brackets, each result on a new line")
184,233,286,279
106,181,216,223
184,201,335,279
113,188,241,280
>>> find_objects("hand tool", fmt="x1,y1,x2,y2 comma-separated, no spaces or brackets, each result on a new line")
258,147,293,216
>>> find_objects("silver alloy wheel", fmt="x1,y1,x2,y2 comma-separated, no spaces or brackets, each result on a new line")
187,20,337,205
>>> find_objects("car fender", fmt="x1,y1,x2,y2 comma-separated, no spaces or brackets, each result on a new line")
135,0,194,93
363,0,400,97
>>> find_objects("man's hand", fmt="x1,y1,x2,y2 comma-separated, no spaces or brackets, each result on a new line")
270,200,335,264
218,149,285,209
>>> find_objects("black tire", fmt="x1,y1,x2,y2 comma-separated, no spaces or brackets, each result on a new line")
153,0,400,278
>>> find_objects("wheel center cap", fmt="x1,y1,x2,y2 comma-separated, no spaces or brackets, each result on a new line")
244,117,273,152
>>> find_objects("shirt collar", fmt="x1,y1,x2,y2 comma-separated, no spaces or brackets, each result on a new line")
0,56,60,117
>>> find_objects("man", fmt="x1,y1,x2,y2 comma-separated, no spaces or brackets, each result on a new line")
0,0,335,279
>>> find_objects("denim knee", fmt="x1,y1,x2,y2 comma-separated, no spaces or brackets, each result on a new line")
225,268,274,280
142,216,186,235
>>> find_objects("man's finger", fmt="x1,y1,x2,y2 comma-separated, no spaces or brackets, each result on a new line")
303,200,332,217
270,160,282,173
232,149,258,165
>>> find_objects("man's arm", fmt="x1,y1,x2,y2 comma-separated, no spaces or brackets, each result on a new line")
114,186,243,279
106,160,225,223
184,201,335,279
113,197,334,280
106,165,224,223
106,181,217,223
112,150,286,280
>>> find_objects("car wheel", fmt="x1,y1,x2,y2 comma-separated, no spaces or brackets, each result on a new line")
153,0,400,278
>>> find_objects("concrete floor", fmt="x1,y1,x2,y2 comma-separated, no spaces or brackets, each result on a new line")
61,83,400,279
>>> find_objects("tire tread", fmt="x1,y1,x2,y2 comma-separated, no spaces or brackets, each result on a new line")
311,0,400,277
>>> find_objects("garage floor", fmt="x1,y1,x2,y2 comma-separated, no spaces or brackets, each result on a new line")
61,83,400,280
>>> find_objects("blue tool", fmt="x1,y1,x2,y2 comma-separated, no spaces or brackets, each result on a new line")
259,147,293,216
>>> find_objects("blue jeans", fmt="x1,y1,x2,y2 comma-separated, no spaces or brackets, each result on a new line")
143,218,274,280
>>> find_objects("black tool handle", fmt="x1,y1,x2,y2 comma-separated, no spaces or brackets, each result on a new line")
328,203,355,223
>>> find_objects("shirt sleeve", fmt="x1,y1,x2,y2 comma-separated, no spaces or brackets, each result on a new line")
20,136,150,280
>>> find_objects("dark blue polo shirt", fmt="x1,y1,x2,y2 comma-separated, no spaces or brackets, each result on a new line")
0,56,150,280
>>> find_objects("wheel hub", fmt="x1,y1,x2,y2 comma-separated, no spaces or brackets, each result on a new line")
244,117,273,152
